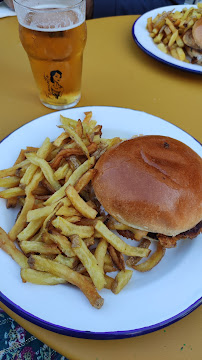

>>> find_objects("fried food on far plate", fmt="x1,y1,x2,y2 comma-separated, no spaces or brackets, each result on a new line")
146,4,202,63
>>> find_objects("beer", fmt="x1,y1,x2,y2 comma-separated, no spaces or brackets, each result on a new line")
14,1,87,109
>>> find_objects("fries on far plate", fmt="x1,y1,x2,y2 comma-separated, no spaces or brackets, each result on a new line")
146,4,202,63
0,112,165,309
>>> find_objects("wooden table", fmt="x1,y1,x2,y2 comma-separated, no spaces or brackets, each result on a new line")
0,14,201,360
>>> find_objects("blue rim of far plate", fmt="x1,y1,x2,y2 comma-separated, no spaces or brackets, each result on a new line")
0,105,201,340
132,17,202,75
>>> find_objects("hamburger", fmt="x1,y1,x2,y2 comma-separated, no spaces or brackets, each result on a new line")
183,17,202,64
93,135,202,248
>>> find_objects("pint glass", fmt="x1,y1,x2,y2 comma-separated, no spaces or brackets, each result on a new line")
14,0,87,109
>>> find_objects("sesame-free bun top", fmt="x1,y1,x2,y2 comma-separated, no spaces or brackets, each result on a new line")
93,136,202,236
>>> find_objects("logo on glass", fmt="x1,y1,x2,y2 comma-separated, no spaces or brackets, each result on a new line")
44,70,64,99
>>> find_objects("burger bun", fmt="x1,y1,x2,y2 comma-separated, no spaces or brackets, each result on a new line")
93,136,202,237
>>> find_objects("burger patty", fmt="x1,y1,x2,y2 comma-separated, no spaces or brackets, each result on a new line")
117,221,202,249
157,221,202,248
117,230,138,240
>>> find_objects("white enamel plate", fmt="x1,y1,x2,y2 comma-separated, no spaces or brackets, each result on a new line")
132,5,202,74
0,106,201,339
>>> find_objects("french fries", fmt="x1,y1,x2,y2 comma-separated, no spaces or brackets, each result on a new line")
146,5,202,63
49,230,75,257
126,239,151,268
0,112,166,309
20,137,53,187
0,227,28,268
28,255,104,308
25,153,61,191
111,270,133,294
21,268,66,285
54,254,79,269
52,216,94,238
94,238,108,272
44,157,95,206
19,241,61,256
66,185,97,219
132,242,165,272
95,221,150,257
70,234,106,291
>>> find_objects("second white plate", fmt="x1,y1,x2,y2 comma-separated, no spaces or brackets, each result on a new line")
132,5,202,74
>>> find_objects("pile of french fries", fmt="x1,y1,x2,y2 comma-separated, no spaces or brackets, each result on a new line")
147,4,202,62
0,112,165,309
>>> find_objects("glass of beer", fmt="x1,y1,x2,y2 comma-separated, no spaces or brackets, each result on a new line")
13,0,87,109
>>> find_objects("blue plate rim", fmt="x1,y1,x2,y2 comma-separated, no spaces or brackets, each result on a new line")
0,105,201,340
1,291,201,340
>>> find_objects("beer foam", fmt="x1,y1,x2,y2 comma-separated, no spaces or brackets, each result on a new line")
15,3,85,32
